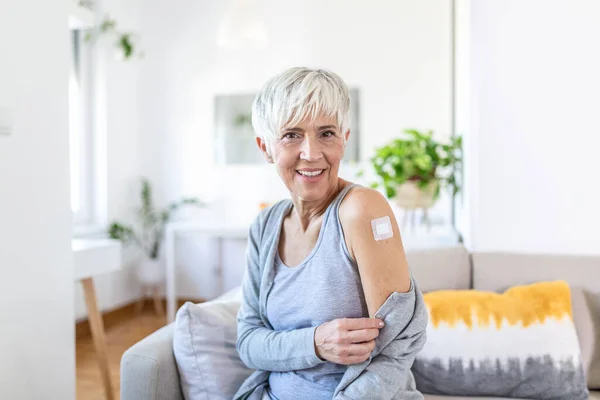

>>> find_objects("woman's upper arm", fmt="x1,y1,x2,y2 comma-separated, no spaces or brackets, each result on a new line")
339,187,411,318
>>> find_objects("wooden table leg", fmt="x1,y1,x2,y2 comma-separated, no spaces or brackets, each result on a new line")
152,284,165,318
135,285,146,315
166,226,176,322
216,236,224,297
81,277,114,400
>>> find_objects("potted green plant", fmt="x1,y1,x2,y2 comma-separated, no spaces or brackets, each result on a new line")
361,129,462,211
84,16,143,61
108,178,204,284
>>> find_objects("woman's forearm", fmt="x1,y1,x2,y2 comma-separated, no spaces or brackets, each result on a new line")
237,320,325,371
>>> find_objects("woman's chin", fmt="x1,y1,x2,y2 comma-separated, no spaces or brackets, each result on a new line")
293,182,332,202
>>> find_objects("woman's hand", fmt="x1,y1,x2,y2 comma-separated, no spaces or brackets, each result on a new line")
314,318,384,365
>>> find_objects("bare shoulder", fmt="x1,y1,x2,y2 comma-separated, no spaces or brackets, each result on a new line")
338,184,399,261
339,185,393,223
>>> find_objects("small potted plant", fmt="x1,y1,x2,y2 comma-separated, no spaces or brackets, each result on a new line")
361,129,462,211
84,16,143,61
108,178,204,284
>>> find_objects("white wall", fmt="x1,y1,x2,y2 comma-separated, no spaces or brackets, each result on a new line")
74,0,146,320
138,0,453,298
0,1,75,399
138,0,452,204
458,0,600,254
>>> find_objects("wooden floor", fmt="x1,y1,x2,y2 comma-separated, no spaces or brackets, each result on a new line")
76,309,167,400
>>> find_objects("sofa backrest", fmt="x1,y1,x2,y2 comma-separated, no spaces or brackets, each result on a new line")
471,252,600,292
406,245,471,292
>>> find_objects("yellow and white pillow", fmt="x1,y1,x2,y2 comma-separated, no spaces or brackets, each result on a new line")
412,281,588,399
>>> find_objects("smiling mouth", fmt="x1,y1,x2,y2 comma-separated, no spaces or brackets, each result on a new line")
296,169,324,177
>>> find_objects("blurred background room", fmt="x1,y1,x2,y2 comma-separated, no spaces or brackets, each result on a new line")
1,0,599,399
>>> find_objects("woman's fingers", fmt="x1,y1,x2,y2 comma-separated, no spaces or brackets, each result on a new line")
337,317,384,331
346,328,379,344
327,327,379,345
334,341,376,364
315,318,384,364
347,340,376,356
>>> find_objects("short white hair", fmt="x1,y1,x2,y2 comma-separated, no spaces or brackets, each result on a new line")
251,67,350,154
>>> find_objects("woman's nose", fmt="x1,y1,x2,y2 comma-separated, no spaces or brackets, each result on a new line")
299,135,323,161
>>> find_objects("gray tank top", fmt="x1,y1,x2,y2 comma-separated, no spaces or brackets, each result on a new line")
265,183,369,400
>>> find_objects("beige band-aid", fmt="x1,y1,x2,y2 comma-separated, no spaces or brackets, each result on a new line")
371,216,393,241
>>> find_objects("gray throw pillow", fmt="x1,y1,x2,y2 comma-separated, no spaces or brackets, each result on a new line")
572,287,600,389
173,297,253,400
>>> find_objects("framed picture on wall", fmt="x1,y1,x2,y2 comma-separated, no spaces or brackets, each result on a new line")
214,89,361,165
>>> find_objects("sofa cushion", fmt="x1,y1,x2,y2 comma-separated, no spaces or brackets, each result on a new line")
412,281,588,399
406,245,471,292
173,295,253,400
472,252,600,389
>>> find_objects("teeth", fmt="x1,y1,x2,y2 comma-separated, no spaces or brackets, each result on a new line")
298,170,323,177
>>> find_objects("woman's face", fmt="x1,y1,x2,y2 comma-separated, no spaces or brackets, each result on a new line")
256,114,350,203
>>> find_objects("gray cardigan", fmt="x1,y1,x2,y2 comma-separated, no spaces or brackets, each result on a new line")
234,200,429,400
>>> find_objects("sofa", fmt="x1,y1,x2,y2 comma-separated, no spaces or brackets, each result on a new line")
120,245,600,400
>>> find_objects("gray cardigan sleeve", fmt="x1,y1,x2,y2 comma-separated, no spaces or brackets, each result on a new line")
236,212,326,372
333,277,428,400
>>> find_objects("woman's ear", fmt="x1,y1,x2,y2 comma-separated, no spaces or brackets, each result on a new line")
256,136,273,163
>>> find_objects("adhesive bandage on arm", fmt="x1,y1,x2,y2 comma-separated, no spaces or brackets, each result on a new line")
371,216,394,241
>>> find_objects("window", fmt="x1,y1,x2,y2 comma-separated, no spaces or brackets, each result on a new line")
69,2,104,234
69,29,94,225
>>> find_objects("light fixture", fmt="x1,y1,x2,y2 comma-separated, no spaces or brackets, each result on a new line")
217,0,268,50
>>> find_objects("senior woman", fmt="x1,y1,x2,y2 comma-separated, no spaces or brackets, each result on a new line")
234,67,428,400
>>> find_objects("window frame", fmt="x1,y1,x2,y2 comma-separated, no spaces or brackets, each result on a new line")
69,2,107,237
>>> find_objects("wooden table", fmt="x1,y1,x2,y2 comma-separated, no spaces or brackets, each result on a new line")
73,238,122,400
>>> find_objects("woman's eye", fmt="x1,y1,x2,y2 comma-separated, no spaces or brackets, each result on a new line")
321,131,335,138
283,132,298,139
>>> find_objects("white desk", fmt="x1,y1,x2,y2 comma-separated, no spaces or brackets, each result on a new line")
73,238,122,280
165,222,248,322
73,238,122,400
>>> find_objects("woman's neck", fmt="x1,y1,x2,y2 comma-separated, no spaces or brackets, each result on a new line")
289,179,347,232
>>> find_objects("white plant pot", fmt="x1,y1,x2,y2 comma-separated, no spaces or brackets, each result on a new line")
137,257,164,285
394,181,438,210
